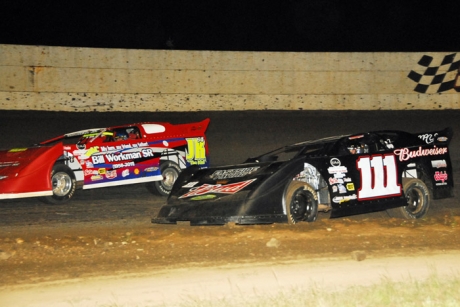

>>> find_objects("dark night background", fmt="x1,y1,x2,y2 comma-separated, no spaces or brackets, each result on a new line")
0,1,458,52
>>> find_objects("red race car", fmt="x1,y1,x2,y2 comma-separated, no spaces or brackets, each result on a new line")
0,119,210,204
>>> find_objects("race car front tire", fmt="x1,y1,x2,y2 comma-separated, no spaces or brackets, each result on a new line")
285,181,318,224
146,161,181,196
387,178,431,219
42,164,76,205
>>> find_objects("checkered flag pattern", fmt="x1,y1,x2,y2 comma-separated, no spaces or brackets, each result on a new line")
408,53,460,93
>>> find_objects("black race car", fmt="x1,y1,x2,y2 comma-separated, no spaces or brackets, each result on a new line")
152,128,454,226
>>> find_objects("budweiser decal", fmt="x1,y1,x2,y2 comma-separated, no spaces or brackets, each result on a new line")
179,179,256,199
393,146,448,162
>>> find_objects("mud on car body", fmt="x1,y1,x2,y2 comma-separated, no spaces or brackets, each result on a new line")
153,127,453,225
0,119,210,204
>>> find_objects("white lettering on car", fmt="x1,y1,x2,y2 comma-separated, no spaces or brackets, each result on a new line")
357,154,401,201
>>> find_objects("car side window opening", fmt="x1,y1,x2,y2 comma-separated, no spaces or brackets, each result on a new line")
347,142,369,155
377,133,398,151
126,127,141,139
338,134,383,155
113,130,129,141
104,127,141,142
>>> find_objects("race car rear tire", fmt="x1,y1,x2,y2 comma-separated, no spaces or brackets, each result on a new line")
387,178,431,219
146,161,181,196
285,181,318,224
42,164,76,205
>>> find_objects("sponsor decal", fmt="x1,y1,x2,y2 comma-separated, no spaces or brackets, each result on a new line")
338,184,347,194
437,137,448,142
418,133,438,144
134,168,140,175
182,181,199,188
0,161,20,167
91,148,156,165
106,170,117,179
73,149,87,156
92,155,105,165
343,177,352,182
186,137,207,165
113,162,135,169
431,160,447,169
333,194,357,204
8,148,27,152
122,169,130,177
434,171,448,183
328,166,348,174
98,168,106,175
329,177,343,185
210,167,260,180
84,169,98,176
393,146,448,162
190,195,217,201
91,175,103,181
85,161,94,168
144,167,158,172
85,146,100,157
100,142,149,152
346,183,355,191
179,179,256,199
330,158,341,167
332,186,338,193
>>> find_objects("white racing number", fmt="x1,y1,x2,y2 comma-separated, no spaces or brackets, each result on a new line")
357,154,401,200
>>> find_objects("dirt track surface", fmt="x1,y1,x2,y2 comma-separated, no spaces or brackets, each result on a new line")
0,111,459,305
1,203,460,306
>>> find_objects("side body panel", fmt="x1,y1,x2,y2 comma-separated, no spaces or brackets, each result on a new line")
65,119,210,190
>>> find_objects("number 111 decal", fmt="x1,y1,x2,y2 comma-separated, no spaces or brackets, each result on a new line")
357,154,402,200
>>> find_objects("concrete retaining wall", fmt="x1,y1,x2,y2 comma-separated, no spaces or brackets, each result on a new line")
1,44,459,111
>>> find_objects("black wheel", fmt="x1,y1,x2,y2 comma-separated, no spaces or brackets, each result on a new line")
284,181,318,224
146,161,181,196
387,178,431,219
42,164,76,205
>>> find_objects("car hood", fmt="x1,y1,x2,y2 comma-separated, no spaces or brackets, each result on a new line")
154,158,306,225
0,145,62,177
169,161,283,201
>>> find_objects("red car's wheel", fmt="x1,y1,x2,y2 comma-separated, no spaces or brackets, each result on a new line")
146,161,181,196
42,164,76,205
